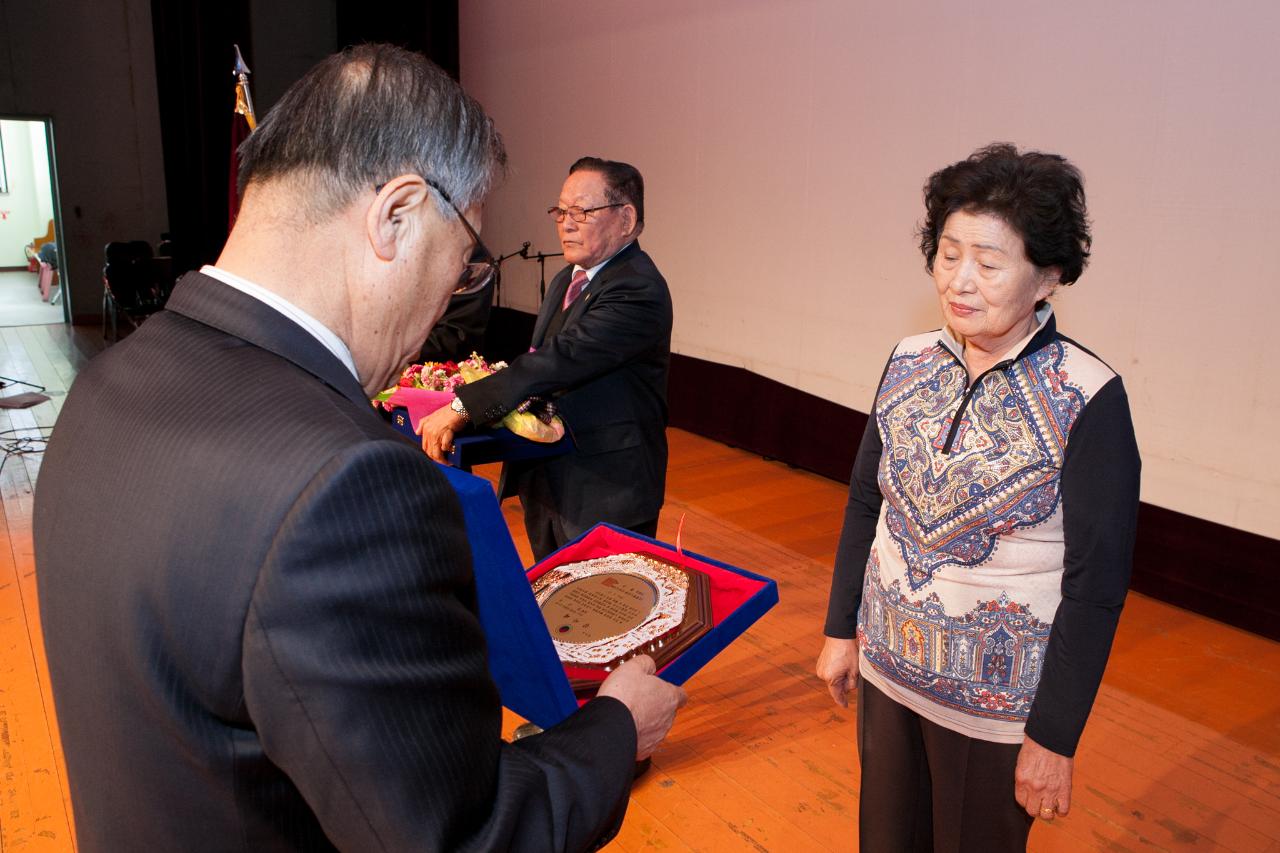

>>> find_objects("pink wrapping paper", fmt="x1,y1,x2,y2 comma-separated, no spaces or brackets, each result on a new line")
383,387,455,434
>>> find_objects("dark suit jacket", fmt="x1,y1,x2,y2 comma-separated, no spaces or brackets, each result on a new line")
34,272,636,852
455,242,672,532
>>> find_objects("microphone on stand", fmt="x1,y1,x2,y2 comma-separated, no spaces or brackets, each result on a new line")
492,243,535,309
511,243,564,304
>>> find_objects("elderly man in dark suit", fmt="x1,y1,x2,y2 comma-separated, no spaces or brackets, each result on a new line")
34,45,684,853
421,158,672,561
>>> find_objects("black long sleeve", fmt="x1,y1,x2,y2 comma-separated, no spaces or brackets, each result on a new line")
824,408,887,637
825,351,902,639
1023,377,1141,756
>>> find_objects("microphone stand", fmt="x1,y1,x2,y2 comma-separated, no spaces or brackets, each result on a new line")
489,242,565,307
491,242,531,309
523,248,564,303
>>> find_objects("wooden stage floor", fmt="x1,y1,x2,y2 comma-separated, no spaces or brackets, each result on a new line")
1,324,1278,851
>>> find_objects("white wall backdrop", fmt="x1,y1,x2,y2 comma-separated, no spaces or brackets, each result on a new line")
0,120,46,266
29,121,53,228
460,0,1280,539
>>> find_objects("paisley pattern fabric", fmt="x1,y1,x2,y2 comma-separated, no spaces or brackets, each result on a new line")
857,314,1118,742
861,551,1051,723
876,342,1086,589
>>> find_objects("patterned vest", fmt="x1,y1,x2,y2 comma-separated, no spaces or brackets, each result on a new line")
857,311,1118,742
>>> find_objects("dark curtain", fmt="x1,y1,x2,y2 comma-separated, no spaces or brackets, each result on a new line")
336,0,459,80
150,0,254,278
149,0,459,279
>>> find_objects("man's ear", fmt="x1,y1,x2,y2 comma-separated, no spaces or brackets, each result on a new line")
366,174,431,261
619,204,639,238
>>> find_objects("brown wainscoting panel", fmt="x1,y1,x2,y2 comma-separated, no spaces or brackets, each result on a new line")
1132,503,1280,641
668,351,1280,641
668,353,865,482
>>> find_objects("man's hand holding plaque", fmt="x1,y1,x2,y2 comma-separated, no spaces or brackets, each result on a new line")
512,527,776,773
597,656,687,760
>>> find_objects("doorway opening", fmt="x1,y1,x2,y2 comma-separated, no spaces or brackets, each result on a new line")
0,118,67,327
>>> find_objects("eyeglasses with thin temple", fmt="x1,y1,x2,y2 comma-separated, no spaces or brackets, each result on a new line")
375,179,497,296
546,203,625,223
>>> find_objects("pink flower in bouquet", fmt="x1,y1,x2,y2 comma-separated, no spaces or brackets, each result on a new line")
373,352,564,443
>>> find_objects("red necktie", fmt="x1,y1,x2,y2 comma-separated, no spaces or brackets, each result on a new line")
563,269,588,311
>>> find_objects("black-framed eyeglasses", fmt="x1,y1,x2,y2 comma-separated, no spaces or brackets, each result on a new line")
546,203,625,223
375,179,497,296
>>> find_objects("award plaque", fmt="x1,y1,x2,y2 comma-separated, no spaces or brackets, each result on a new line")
532,552,712,697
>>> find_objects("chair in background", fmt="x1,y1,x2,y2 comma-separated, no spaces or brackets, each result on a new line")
102,241,163,342
37,243,61,304
24,220,56,272
37,261,57,303
152,254,175,303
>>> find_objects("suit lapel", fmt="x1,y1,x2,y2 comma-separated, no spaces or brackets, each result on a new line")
559,241,641,331
531,267,573,348
164,272,371,411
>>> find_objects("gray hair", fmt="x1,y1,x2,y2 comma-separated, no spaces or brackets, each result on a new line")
236,43,506,219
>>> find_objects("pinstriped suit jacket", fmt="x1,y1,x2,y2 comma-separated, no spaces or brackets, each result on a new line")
34,272,635,852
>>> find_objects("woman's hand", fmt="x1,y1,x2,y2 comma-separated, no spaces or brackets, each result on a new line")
815,637,859,708
1014,735,1074,821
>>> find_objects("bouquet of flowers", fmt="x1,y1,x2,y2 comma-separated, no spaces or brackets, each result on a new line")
374,353,565,443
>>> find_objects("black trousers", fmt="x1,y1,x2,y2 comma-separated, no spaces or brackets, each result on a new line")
519,470,658,561
857,679,1034,853
524,509,658,561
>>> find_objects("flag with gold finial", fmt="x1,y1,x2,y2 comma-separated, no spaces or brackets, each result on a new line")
228,44,257,233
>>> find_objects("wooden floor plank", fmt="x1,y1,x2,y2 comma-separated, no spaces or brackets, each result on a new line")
0,325,76,852
608,798,695,852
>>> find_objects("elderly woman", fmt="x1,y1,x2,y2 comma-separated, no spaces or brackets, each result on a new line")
817,143,1140,852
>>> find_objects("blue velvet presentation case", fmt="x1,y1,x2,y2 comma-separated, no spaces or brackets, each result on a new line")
437,463,780,730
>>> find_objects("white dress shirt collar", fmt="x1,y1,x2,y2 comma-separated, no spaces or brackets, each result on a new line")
200,265,360,382
574,240,635,282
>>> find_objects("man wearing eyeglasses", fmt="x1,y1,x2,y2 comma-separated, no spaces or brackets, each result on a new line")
422,157,673,562
411,180,502,362
34,46,684,853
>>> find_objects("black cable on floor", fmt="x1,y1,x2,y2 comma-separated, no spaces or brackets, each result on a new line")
0,426,53,477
